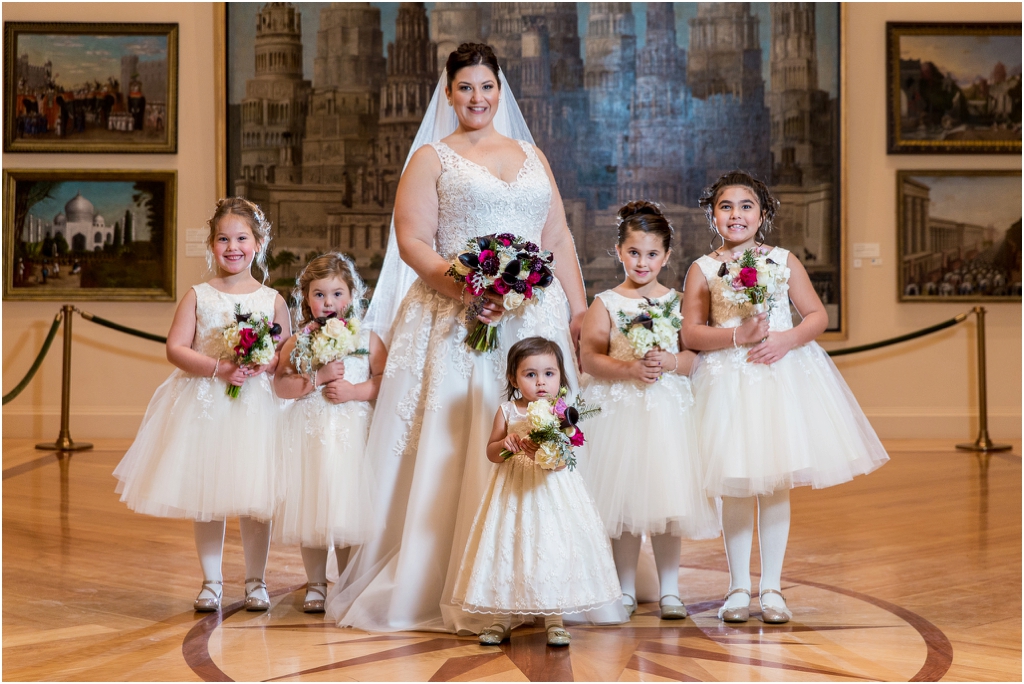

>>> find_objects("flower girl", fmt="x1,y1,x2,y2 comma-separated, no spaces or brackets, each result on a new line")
273,253,385,612
579,200,720,620
114,198,291,612
451,337,621,647
682,171,888,623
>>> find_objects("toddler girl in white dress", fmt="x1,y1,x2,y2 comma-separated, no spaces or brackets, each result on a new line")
451,337,621,646
273,253,386,612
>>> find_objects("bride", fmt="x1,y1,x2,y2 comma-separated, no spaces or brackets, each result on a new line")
325,43,590,634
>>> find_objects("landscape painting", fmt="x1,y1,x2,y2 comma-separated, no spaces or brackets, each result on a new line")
898,170,1021,301
888,22,1022,154
220,3,846,333
3,169,176,301
3,22,178,153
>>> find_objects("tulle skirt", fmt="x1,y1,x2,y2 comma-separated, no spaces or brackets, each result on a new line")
113,370,281,521
451,455,622,615
274,392,377,548
579,374,721,540
691,341,889,498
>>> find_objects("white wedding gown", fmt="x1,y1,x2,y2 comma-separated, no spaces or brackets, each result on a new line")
325,140,583,634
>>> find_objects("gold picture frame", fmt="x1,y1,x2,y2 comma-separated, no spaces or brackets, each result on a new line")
3,168,177,301
3,21,179,154
896,169,1021,302
887,22,1022,155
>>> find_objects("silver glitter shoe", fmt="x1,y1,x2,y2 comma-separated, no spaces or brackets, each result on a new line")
244,578,270,611
758,588,792,624
302,582,328,613
193,580,223,612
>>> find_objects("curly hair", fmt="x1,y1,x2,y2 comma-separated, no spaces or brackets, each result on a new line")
445,43,501,91
293,252,366,329
504,337,570,401
616,199,673,251
697,170,779,237
206,197,272,282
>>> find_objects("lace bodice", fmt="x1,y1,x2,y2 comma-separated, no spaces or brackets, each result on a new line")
695,247,793,332
192,282,279,358
596,289,681,361
429,140,551,259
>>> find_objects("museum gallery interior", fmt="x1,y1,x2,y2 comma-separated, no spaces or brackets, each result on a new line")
2,2,1021,682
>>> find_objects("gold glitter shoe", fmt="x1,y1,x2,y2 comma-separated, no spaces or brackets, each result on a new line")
244,578,270,611
659,595,688,620
758,588,792,624
193,580,223,612
478,622,511,645
546,625,571,647
303,582,328,613
717,587,750,622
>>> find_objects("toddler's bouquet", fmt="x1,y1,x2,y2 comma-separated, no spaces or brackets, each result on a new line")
446,233,555,352
290,307,368,388
222,305,282,398
717,247,790,314
616,294,681,358
499,387,600,471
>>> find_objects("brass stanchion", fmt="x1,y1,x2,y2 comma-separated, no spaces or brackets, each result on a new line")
957,306,1011,453
36,305,93,453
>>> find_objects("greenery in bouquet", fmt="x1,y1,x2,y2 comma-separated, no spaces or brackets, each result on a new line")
717,247,790,312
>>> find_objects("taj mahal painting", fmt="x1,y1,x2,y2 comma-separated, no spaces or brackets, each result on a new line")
222,2,844,331
3,169,176,301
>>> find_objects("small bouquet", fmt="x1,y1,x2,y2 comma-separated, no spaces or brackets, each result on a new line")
446,233,555,352
717,247,790,314
499,387,600,471
222,305,282,398
290,307,368,388
616,294,681,358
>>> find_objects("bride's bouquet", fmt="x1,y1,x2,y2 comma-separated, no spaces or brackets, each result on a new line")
446,233,555,352
716,247,790,314
221,305,282,398
290,307,368,387
616,294,681,358
499,388,600,471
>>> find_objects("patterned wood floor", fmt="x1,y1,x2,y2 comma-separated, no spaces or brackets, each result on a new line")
2,438,1020,681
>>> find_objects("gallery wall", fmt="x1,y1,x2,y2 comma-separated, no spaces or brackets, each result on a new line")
2,2,1021,440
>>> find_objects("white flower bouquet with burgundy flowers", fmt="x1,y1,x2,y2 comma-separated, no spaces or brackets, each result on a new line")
446,233,555,352
717,247,790,314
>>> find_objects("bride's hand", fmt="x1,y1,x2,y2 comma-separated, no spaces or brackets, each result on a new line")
463,289,505,325
569,311,585,357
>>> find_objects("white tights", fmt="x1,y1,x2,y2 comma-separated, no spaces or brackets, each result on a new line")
720,490,791,610
611,532,685,607
299,546,352,585
193,517,273,599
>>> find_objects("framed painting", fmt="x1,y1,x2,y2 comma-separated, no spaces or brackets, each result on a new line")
3,22,178,153
897,169,1021,301
3,169,177,301
887,22,1022,154
216,3,848,336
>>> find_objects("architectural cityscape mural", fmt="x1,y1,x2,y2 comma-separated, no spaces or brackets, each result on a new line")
226,2,842,330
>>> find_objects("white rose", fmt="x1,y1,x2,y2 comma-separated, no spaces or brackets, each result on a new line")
321,318,347,340
535,442,562,470
498,251,513,271
503,291,526,311
223,326,241,351
527,399,558,429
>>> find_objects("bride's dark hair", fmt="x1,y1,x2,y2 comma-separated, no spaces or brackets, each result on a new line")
445,43,501,90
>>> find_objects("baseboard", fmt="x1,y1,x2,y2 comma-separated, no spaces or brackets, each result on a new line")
5,405,1021,440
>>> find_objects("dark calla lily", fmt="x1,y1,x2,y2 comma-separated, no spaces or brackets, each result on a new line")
313,311,337,327
537,269,554,288
631,312,654,330
235,311,252,323
269,323,283,337
561,406,580,428
717,262,728,278
477,237,491,252
504,259,521,277
459,252,479,269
